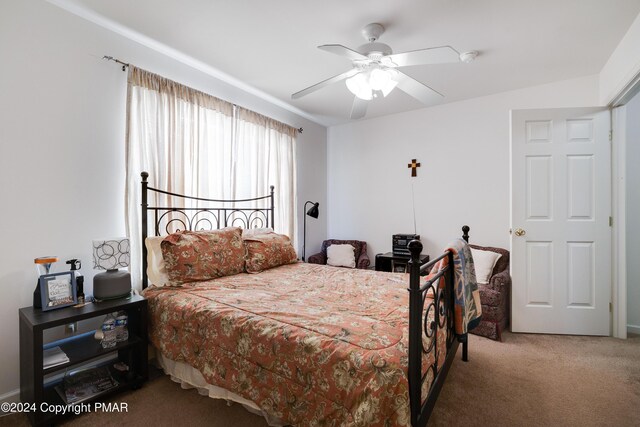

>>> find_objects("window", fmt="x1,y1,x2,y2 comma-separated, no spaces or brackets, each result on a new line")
125,67,297,289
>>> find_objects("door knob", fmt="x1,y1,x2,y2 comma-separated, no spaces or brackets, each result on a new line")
514,228,526,237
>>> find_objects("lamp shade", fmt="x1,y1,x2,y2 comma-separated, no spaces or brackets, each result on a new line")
306,202,320,219
345,72,373,100
346,67,398,100
302,201,320,262
93,238,130,270
369,68,391,91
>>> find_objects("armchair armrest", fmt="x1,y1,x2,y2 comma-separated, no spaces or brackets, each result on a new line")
356,251,370,269
487,269,511,293
307,252,326,265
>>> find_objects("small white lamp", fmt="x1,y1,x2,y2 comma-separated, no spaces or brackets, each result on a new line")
92,238,132,301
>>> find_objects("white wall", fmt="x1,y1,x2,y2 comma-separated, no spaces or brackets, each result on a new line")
295,123,327,258
327,75,600,260
600,11,640,104
0,0,326,400
626,91,640,333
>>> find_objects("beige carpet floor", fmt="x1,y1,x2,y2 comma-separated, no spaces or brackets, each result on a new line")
2,332,639,426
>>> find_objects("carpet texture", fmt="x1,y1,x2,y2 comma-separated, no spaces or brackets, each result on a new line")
2,332,639,426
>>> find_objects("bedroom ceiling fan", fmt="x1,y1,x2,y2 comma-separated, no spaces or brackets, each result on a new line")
291,23,478,119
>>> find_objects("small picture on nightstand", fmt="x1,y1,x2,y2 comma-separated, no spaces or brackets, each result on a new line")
391,260,408,273
40,271,77,311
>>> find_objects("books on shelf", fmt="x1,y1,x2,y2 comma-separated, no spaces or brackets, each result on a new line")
55,366,119,405
43,346,69,369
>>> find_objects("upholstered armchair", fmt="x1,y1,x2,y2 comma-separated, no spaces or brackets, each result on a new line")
307,240,371,269
469,244,511,341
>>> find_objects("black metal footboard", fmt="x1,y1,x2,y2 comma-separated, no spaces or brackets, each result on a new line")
407,226,470,427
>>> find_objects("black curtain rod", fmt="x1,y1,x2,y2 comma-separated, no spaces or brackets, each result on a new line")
103,55,129,71
103,55,303,134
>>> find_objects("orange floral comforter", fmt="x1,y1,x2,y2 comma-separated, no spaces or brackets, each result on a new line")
143,262,447,426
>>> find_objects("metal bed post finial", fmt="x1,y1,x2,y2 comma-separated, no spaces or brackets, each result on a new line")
462,225,470,243
141,172,149,290
407,239,423,426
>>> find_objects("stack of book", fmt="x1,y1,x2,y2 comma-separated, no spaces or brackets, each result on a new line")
43,346,69,369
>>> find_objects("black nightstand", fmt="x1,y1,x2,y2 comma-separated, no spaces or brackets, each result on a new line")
19,294,148,426
375,252,430,273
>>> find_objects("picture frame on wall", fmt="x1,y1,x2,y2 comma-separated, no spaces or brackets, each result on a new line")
40,271,77,311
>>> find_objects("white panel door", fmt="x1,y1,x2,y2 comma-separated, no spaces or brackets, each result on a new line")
511,108,611,335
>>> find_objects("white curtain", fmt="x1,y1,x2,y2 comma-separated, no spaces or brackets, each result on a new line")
125,67,297,290
233,107,297,240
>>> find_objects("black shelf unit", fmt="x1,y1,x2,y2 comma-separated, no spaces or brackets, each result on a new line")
375,252,430,273
43,332,143,375
19,294,148,426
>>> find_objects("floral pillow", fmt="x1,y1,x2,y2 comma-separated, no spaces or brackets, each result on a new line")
161,227,245,284
243,232,298,273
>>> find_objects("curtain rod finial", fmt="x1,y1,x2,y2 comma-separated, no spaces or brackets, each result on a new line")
103,55,129,71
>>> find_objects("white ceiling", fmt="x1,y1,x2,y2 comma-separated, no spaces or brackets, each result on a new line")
56,0,640,126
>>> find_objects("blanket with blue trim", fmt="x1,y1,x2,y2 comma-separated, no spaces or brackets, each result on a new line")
430,238,482,335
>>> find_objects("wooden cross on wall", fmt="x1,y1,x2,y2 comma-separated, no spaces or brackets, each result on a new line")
408,159,421,177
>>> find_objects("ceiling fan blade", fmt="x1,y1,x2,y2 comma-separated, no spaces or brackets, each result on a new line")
386,46,460,67
395,71,444,106
318,44,369,61
292,68,359,99
350,97,368,119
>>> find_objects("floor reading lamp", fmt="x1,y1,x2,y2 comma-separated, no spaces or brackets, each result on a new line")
302,201,319,261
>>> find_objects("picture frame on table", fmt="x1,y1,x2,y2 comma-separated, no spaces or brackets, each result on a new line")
40,271,77,311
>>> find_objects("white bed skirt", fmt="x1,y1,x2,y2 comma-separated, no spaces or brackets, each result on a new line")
155,352,284,426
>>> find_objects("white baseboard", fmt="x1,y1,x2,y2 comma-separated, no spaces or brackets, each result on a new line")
627,324,640,335
0,388,20,417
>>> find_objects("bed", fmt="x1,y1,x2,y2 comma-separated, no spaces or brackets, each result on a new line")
139,172,472,427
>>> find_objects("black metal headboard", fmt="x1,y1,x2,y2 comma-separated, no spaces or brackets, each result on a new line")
140,171,275,289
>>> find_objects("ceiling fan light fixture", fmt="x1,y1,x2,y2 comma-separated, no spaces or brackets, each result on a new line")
346,72,373,100
369,68,391,91
378,68,399,97
347,67,398,100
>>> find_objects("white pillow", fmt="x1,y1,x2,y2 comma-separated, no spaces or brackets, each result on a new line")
470,248,502,285
145,236,171,287
326,244,356,268
242,227,274,237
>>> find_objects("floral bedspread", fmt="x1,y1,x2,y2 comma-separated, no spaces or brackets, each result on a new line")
143,262,447,426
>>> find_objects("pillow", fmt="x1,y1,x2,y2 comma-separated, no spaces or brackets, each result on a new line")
243,232,297,273
161,227,245,284
470,248,502,285
145,236,171,287
327,244,356,268
242,227,274,237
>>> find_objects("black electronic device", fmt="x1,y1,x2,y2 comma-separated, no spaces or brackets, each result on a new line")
392,234,420,255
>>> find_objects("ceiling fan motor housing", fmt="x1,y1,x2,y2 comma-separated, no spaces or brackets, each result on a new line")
357,42,393,58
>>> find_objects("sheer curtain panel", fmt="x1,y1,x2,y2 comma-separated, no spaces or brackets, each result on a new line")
125,66,297,290
234,107,297,241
